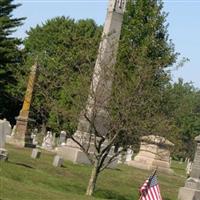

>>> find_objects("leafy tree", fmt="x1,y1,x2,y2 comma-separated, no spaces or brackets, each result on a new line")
113,0,178,148
163,79,200,159
69,0,178,196
20,0,179,196
0,0,25,123
20,17,102,133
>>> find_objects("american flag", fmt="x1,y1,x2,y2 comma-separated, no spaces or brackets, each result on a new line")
139,171,162,200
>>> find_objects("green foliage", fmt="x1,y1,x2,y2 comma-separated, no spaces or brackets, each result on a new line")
0,0,25,122
112,0,178,148
163,79,200,159
21,17,102,133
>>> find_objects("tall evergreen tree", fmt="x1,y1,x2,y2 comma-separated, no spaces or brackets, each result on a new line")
0,0,25,122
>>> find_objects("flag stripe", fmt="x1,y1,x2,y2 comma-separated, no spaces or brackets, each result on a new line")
139,173,162,200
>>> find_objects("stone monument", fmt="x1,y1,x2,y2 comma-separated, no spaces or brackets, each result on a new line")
0,119,11,137
7,63,38,147
59,131,66,146
0,119,10,160
41,131,54,150
125,148,134,162
127,135,174,174
178,135,200,200
53,155,64,167
31,149,41,159
56,0,126,168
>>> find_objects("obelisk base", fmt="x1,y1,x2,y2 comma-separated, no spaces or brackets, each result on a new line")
56,131,118,169
7,117,35,148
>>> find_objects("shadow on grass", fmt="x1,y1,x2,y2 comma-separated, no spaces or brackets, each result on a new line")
95,189,130,200
8,161,35,169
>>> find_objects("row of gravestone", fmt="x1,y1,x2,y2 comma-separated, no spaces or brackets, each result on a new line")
31,149,64,167
41,130,67,150
0,119,179,170
0,118,134,163
0,118,191,174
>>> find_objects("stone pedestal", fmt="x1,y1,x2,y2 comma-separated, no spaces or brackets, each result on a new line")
56,132,118,168
178,135,200,200
127,135,174,174
7,116,35,148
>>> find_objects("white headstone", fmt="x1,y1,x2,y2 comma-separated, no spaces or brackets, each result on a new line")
125,148,133,162
53,155,64,167
0,119,11,148
31,149,41,159
186,161,192,176
31,128,38,145
0,119,10,160
42,131,54,150
59,131,66,146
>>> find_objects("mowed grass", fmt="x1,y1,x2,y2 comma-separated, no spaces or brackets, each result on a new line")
0,145,185,200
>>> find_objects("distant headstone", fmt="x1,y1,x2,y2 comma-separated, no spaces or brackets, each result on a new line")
31,128,38,146
0,121,6,148
125,148,133,162
0,119,10,160
0,119,11,136
117,147,124,164
186,161,192,177
31,149,41,159
0,148,8,161
53,155,64,167
59,131,66,146
42,131,54,150
178,135,200,200
179,158,184,164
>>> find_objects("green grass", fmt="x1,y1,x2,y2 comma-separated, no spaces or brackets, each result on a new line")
0,145,186,200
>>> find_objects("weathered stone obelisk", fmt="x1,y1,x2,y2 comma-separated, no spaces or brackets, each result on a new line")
56,0,126,165
8,63,38,147
178,135,200,200
76,0,126,137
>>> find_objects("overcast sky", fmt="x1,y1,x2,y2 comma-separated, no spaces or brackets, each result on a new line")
14,0,200,88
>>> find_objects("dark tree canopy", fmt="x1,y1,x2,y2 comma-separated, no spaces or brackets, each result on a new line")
0,0,25,122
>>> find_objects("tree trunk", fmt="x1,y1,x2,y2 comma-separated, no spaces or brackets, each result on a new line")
86,161,99,196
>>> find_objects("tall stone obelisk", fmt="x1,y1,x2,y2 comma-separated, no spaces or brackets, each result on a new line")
57,0,126,165
9,63,38,147
178,135,200,200
76,0,126,137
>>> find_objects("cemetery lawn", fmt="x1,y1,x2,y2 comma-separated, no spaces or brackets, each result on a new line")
0,145,185,200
